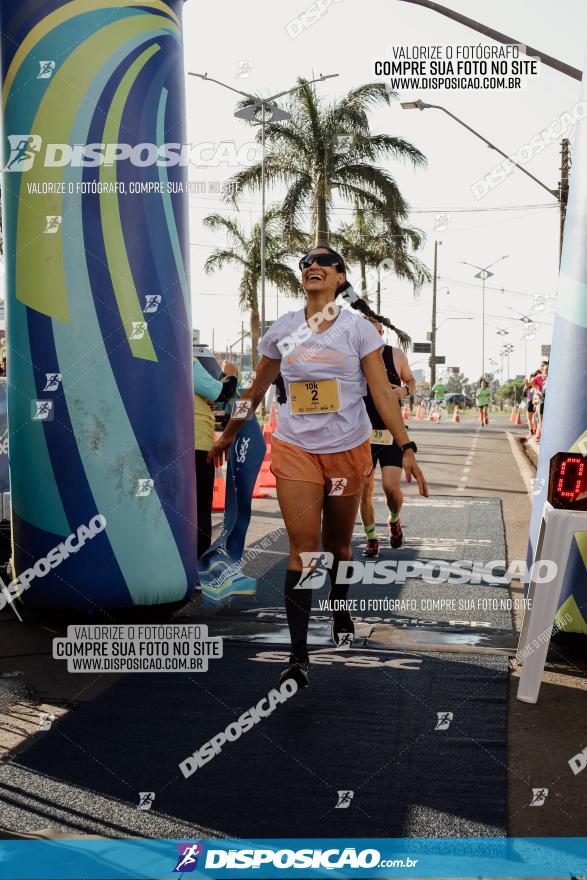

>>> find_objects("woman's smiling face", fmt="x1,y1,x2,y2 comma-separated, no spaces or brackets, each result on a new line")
301,248,346,296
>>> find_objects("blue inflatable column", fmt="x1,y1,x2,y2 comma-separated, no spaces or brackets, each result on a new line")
526,62,587,634
0,0,196,608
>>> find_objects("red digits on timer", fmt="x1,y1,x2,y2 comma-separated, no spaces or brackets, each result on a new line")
555,456,585,503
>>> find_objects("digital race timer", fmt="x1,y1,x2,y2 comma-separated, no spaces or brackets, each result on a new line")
548,452,587,511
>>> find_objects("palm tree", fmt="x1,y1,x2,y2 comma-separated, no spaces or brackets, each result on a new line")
203,209,303,366
332,209,431,310
227,81,426,244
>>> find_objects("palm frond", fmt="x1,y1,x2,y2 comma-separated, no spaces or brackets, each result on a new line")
203,249,247,275
202,213,248,250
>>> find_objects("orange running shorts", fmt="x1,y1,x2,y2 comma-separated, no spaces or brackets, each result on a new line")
270,436,372,496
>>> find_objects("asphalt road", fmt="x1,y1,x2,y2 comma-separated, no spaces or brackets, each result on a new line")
0,413,584,839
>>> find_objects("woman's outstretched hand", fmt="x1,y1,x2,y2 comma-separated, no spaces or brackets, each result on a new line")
207,433,233,466
402,450,429,497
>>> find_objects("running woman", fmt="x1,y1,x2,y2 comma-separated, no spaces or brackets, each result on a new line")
209,246,428,689
360,321,416,556
476,378,491,427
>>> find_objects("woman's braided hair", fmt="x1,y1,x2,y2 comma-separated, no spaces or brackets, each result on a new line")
306,244,412,351
347,296,411,351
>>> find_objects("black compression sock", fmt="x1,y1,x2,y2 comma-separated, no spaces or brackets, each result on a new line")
328,560,355,634
328,559,350,605
284,569,312,662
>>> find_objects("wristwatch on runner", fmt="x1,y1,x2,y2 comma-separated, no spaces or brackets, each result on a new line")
401,441,418,455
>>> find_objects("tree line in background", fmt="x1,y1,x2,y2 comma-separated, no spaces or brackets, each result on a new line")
416,373,526,406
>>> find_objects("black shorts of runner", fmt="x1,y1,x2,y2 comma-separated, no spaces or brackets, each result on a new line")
527,400,534,413
540,400,545,415
479,404,488,410
371,442,403,469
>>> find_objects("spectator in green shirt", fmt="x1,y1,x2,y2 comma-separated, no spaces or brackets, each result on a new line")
476,379,491,427
430,381,447,421
432,381,447,401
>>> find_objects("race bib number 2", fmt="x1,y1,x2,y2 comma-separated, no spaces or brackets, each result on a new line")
290,379,341,415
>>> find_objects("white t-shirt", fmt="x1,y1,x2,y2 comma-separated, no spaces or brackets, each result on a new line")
258,306,383,453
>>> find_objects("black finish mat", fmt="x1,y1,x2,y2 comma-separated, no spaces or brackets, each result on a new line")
0,640,507,838
219,496,512,632
0,496,511,839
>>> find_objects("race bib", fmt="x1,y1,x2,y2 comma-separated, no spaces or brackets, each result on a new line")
369,428,393,445
289,379,341,415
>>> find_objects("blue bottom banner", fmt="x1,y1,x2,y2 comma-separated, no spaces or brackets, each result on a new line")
0,837,586,878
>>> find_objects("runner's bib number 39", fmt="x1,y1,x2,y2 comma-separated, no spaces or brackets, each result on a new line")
289,379,341,415
369,428,393,445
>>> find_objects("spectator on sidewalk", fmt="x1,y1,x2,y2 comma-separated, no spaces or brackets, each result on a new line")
523,372,537,436
194,359,238,559
533,361,548,438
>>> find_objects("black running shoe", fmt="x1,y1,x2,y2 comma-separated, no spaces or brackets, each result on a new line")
279,655,309,689
331,612,355,649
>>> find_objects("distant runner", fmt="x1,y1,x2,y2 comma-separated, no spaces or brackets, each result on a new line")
476,379,491,427
430,379,447,421
361,321,416,556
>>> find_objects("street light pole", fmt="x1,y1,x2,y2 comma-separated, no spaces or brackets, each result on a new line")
189,72,338,345
503,343,515,382
430,240,440,387
461,256,509,380
482,272,486,380
260,102,266,343
241,320,244,371
397,0,582,80
401,101,559,200
506,307,540,377
496,328,509,379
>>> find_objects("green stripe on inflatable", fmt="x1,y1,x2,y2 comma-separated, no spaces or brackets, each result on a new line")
56,33,187,604
100,43,160,362
156,87,191,317
2,0,179,103
15,14,176,322
556,594,587,636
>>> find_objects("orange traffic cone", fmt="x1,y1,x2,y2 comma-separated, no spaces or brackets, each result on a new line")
258,459,276,488
263,423,273,448
453,405,461,424
402,402,409,422
268,402,279,433
415,404,424,420
258,433,276,488
510,406,517,423
515,408,523,426
211,462,226,511
252,472,269,498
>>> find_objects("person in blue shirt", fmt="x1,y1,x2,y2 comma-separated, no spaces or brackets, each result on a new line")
193,359,237,558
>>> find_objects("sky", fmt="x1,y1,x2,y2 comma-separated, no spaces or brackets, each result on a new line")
183,0,587,383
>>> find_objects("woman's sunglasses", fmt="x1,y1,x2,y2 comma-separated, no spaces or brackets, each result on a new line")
299,253,342,271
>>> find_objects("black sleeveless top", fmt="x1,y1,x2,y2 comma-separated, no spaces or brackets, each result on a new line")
364,345,402,429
